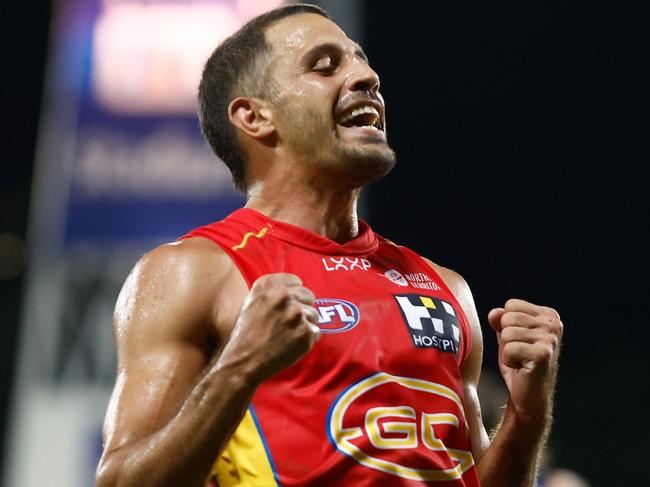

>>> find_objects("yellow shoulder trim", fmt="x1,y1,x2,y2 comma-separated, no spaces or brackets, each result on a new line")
231,226,270,251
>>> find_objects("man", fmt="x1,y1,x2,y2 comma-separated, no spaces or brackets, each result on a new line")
96,4,562,486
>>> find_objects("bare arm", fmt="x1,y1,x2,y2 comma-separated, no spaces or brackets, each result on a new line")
427,261,562,487
476,298,561,486
96,239,320,487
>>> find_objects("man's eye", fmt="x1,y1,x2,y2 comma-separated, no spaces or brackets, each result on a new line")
313,56,334,71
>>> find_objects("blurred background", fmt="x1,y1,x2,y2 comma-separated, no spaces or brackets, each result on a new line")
0,0,647,486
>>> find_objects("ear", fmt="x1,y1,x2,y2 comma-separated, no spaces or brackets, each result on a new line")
228,97,275,140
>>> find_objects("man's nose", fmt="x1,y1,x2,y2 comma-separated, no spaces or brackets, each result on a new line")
345,58,380,93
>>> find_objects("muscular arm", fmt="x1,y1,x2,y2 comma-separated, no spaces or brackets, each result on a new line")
96,239,253,487
96,239,320,487
427,261,561,487
475,297,561,486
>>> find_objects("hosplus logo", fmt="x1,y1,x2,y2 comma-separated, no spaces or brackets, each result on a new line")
315,298,361,333
394,294,461,354
326,372,474,481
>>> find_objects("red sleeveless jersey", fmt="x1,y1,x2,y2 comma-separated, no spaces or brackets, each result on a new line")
181,208,480,487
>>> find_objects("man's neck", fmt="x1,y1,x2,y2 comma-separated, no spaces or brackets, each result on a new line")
245,181,361,244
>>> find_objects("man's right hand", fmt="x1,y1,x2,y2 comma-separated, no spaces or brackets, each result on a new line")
96,242,321,487
219,273,321,386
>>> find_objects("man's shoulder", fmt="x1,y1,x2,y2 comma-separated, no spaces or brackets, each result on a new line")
113,236,246,349
421,257,470,296
139,237,235,290
120,238,235,320
395,247,475,312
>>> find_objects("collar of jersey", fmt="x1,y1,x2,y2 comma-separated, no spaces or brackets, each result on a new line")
228,208,379,256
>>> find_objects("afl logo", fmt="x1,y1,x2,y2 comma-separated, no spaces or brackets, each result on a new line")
326,372,475,481
315,298,360,333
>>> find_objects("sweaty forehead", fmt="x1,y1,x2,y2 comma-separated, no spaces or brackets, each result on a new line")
265,13,352,56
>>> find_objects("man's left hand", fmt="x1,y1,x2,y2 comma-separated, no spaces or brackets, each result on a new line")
488,299,563,429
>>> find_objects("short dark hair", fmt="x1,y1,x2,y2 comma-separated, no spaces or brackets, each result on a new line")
198,4,331,192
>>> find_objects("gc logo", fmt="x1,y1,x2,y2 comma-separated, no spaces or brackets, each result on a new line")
327,372,474,481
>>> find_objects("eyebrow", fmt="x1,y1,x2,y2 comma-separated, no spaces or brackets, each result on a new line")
301,42,369,65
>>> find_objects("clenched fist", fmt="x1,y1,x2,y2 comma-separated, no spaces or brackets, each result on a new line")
219,273,321,386
488,299,563,427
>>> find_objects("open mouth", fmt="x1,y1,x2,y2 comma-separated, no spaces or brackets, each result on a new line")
339,105,383,131
336,100,385,138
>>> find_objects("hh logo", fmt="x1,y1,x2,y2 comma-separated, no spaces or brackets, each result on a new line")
327,372,474,481
315,298,360,333
394,294,460,354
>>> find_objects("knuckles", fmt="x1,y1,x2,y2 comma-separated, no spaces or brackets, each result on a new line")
499,326,521,342
533,344,555,363
301,288,316,305
302,306,320,324
499,308,563,338
251,274,274,291
250,284,293,309
251,273,300,292
542,305,562,321
270,287,292,308
504,298,527,310
551,317,564,336
500,311,528,328
502,341,525,356
233,274,319,381
250,276,315,310
283,302,306,323
540,315,563,340
503,299,561,320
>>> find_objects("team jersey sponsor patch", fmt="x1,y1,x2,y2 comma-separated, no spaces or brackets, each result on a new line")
384,269,441,291
394,294,461,354
322,257,372,272
315,298,361,333
384,269,409,286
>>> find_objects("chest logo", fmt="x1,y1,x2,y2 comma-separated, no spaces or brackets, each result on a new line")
394,295,461,354
322,257,372,272
327,372,474,481
384,270,442,291
315,298,360,333
384,269,408,286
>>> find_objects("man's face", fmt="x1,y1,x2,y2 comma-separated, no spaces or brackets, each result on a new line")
264,13,396,184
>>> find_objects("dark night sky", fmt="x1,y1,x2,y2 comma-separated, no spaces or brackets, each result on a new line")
365,2,648,485
1,1,648,485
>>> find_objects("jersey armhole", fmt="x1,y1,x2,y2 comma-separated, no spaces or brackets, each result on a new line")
397,245,474,367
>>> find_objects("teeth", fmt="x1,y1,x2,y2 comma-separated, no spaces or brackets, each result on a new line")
340,105,380,126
